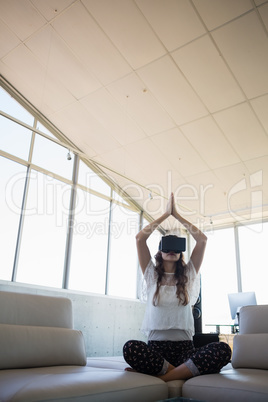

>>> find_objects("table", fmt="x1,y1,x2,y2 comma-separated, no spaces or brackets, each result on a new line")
158,398,206,401
206,324,239,334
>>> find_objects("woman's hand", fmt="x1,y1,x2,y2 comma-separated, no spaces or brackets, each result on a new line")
167,192,179,218
166,193,173,216
169,192,207,273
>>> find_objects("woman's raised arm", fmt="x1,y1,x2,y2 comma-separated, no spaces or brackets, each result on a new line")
136,195,172,273
171,193,207,273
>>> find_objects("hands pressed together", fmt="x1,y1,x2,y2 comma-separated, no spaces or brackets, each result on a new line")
165,192,180,219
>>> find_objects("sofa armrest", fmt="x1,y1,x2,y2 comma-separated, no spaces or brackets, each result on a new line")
232,333,268,369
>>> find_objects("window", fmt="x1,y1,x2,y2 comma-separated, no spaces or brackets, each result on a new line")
142,218,162,262
32,134,74,179
113,189,130,206
201,228,238,331
78,160,111,196
238,222,268,304
0,87,34,125
1,81,147,298
107,203,139,298
36,121,57,139
16,171,71,288
0,116,32,161
68,190,110,294
0,157,27,280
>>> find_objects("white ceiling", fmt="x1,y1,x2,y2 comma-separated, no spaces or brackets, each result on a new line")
1,0,268,230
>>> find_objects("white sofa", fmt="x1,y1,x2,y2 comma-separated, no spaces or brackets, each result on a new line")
0,290,167,402
1,290,268,402
182,304,268,401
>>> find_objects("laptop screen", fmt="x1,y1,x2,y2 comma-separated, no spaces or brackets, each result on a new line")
228,292,257,319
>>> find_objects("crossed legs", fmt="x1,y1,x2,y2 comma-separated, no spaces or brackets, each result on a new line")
123,339,231,381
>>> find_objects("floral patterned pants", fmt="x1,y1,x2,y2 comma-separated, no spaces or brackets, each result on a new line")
123,339,231,376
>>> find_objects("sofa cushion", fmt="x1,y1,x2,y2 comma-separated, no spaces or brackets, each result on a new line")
86,356,185,398
182,367,268,402
0,291,73,328
239,305,268,334
0,365,168,402
0,324,86,369
232,333,268,369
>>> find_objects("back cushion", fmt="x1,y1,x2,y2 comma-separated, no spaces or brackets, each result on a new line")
232,334,268,369
0,291,73,328
0,324,87,369
239,305,268,334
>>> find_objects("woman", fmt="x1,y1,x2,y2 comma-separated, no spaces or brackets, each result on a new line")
123,193,231,381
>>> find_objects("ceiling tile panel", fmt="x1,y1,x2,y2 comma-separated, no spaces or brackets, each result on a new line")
244,155,268,178
244,156,268,206
193,0,253,31
151,128,209,177
31,0,76,21
25,25,101,99
93,149,152,193
0,0,46,41
2,44,75,115
107,73,175,135
53,1,132,85
172,35,245,112
212,11,268,99
0,20,21,59
0,59,36,109
254,0,268,7
92,150,139,183
251,94,268,134
124,137,175,184
259,2,268,30
214,163,251,188
50,116,96,157
181,116,240,169
81,88,146,145
178,170,226,222
137,56,208,125
94,158,148,203
82,0,166,69
135,0,206,51
213,163,251,204
50,101,121,156
213,103,268,161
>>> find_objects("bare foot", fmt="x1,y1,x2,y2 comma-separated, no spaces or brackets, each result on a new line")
158,363,193,382
124,367,137,372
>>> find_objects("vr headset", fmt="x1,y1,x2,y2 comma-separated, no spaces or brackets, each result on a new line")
159,235,186,253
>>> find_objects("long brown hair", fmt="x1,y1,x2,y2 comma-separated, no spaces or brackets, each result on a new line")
152,251,189,306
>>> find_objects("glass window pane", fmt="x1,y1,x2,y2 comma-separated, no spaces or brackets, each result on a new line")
68,190,110,294
238,222,268,304
136,219,162,300
37,121,57,139
78,160,111,196
0,87,34,125
113,190,131,206
0,157,27,280
32,134,74,179
108,204,139,298
201,228,238,331
16,171,71,288
0,115,32,160
142,218,161,262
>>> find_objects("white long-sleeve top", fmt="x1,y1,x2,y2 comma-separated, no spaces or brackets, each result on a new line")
141,259,200,340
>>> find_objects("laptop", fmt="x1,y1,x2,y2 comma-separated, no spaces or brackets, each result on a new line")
228,291,257,320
